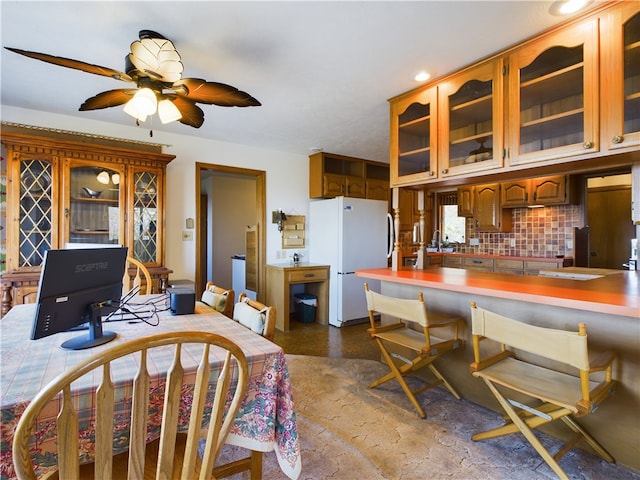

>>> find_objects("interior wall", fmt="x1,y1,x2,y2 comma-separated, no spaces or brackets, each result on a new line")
1,105,311,282
209,175,256,288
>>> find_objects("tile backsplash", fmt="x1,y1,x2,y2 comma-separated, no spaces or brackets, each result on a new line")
462,204,583,258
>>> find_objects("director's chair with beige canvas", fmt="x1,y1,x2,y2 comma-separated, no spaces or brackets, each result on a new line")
469,302,617,480
363,283,464,418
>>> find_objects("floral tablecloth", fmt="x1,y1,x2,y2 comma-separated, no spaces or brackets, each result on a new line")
0,299,301,479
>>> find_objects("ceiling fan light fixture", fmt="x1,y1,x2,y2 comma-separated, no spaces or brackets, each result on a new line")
123,87,157,121
158,99,182,124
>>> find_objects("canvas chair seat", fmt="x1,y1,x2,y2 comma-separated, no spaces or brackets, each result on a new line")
469,302,617,480
363,282,463,419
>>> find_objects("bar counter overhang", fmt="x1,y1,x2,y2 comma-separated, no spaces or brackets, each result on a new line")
356,266,640,472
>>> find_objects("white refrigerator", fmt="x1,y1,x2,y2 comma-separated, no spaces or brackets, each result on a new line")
308,197,389,327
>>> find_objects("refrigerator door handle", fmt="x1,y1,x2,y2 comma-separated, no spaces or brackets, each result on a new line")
387,213,394,259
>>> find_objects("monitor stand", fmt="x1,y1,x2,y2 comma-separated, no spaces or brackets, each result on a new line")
60,301,117,350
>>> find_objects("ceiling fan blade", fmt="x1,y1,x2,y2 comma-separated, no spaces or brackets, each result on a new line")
4,47,132,82
79,89,136,111
171,97,205,128
175,78,261,107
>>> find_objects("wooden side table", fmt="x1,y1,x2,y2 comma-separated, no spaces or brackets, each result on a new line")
265,263,330,331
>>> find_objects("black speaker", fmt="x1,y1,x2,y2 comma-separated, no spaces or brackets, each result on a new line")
168,287,195,315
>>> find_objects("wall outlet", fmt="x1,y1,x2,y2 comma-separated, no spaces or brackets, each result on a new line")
509,238,516,247
567,240,573,249
470,238,480,246
182,231,193,241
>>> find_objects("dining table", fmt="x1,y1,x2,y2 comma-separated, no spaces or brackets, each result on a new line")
0,296,302,480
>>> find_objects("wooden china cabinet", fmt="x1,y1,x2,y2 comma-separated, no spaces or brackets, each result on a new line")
1,127,175,316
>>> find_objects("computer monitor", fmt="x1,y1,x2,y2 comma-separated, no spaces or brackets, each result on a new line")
32,247,128,350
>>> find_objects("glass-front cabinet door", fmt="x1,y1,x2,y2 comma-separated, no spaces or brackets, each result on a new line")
63,160,125,247
507,20,598,165
602,3,640,152
438,59,504,178
390,85,437,186
129,167,163,266
11,155,58,268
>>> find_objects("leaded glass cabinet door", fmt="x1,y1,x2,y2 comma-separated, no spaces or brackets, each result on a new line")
129,167,163,265
11,155,58,269
438,59,504,178
508,19,598,165
62,160,125,248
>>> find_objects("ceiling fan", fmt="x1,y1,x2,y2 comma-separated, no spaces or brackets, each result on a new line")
5,30,261,129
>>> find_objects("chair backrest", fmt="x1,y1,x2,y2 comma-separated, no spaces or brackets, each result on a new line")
470,302,590,370
12,331,248,480
123,256,152,295
364,282,429,328
201,281,235,318
233,293,276,341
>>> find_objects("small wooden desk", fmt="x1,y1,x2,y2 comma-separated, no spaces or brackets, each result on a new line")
265,263,330,331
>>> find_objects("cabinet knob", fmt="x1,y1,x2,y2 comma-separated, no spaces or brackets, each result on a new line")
441,169,448,174
429,171,435,177
612,135,623,144
583,141,594,149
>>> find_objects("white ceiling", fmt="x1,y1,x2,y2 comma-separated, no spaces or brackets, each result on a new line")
1,1,591,163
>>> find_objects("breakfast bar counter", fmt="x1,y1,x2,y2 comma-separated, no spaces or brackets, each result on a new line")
356,266,640,472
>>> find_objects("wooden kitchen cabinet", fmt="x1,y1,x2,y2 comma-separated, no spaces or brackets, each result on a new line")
309,152,388,200
473,183,512,232
438,59,505,178
1,129,174,315
601,3,640,153
507,19,599,165
457,186,474,217
390,85,438,186
501,175,568,207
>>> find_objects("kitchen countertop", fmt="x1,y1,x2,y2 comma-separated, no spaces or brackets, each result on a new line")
356,266,639,318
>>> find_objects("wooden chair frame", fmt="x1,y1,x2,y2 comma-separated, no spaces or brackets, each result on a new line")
469,302,617,480
203,281,236,318
12,331,248,480
363,282,463,418
123,256,153,295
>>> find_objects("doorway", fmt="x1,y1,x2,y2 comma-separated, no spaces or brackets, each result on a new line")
586,173,634,269
195,163,266,299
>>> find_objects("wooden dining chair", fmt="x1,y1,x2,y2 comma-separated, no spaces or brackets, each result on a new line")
123,255,153,294
201,281,235,318
12,331,248,480
469,302,617,480
233,293,276,341
363,282,463,418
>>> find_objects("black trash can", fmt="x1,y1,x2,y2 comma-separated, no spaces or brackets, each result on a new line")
294,293,317,323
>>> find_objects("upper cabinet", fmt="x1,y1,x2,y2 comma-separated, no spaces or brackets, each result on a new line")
389,2,639,187
3,130,174,272
601,2,640,152
507,20,599,165
390,86,438,185
501,175,569,207
438,59,505,178
309,152,389,200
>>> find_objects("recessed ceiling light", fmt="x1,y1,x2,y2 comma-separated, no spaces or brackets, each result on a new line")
413,71,431,82
549,0,592,16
